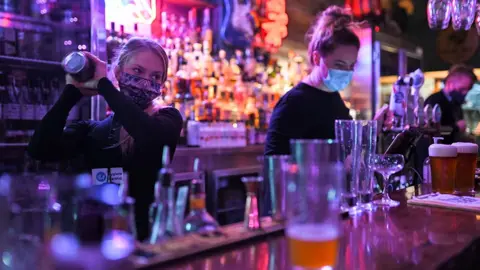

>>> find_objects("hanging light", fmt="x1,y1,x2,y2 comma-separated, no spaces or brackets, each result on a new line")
451,0,476,31
427,0,476,31
427,0,451,30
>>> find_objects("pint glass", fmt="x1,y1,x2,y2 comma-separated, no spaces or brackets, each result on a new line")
452,142,478,194
429,144,457,193
287,140,343,269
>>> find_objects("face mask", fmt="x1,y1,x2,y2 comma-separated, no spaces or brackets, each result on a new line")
323,68,353,92
449,90,466,105
118,72,162,110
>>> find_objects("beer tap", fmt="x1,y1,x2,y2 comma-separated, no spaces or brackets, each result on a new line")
410,69,425,127
149,146,180,244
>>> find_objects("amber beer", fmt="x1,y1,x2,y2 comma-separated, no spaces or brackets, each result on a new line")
287,224,339,268
452,143,478,194
429,144,457,194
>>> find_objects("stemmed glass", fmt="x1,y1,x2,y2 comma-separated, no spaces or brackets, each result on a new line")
369,154,405,207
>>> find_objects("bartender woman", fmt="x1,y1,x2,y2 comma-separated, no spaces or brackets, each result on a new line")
265,6,386,155
28,38,183,241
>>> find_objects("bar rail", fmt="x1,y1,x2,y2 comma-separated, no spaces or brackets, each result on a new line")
149,185,480,270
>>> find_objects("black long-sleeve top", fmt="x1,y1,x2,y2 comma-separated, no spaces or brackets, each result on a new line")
27,77,183,241
424,90,462,144
265,82,352,156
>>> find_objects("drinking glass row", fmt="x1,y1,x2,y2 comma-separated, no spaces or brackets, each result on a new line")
427,138,478,195
284,119,406,269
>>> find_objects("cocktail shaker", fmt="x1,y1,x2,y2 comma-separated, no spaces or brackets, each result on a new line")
62,52,95,82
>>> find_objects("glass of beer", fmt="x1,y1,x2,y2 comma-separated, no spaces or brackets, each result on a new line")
429,144,457,193
452,142,478,195
287,139,343,269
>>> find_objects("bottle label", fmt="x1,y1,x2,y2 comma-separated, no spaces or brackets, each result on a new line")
190,196,206,210
92,168,109,185
110,167,124,185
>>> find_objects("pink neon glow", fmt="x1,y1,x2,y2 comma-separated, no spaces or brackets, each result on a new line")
261,0,288,52
123,0,157,24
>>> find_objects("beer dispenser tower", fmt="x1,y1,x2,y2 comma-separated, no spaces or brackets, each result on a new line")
379,69,453,189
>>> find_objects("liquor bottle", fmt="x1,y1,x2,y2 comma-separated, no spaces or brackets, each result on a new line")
244,48,256,81
201,8,213,52
218,50,230,80
183,179,219,234
168,14,179,40
178,16,188,39
119,25,127,44
106,22,121,63
0,70,7,141
0,28,18,56
16,30,28,58
187,8,198,43
160,12,169,45
149,146,179,244
202,43,214,78
174,51,189,120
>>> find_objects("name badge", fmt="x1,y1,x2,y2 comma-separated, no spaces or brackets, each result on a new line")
92,168,109,185
110,167,124,185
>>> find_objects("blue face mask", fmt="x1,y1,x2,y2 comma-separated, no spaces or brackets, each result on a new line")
323,68,354,92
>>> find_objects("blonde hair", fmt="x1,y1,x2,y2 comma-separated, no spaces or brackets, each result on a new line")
306,6,360,64
110,37,169,156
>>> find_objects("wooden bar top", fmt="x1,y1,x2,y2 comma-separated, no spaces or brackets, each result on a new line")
157,185,480,270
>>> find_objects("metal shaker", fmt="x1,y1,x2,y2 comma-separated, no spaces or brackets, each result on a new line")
62,52,95,82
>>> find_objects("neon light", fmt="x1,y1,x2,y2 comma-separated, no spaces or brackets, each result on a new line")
261,0,288,52
106,0,156,24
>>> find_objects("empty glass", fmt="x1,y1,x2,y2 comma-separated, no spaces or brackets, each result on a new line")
358,120,378,211
286,139,343,269
451,0,476,30
335,120,363,216
369,154,405,207
427,0,452,30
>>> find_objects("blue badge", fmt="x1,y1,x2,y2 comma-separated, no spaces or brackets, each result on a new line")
96,172,107,183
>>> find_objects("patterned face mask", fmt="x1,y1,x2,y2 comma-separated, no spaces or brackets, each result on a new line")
118,72,162,110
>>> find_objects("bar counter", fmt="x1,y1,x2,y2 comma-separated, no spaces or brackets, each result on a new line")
151,185,480,270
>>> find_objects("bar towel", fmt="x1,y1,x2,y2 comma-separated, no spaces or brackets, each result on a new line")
407,193,480,213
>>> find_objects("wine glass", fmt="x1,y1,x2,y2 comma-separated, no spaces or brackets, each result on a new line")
369,154,405,207
427,0,452,30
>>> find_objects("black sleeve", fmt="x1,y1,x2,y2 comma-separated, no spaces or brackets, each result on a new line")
28,85,91,162
97,78,183,151
265,94,306,156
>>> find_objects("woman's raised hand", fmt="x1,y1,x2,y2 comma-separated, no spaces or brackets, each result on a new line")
65,52,108,95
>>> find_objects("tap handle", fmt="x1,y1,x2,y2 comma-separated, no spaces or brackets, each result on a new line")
193,157,200,172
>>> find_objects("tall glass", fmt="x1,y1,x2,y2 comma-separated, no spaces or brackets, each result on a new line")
430,144,457,194
451,0,476,31
335,120,363,215
287,139,343,269
358,120,378,211
369,154,405,207
452,142,477,195
427,0,452,30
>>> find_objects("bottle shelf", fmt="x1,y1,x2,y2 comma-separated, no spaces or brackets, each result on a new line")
0,55,62,70
0,11,89,32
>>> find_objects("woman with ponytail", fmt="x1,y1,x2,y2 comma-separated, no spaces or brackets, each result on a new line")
265,6,387,155
28,38,183,241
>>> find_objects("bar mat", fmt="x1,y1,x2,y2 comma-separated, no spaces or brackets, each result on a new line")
130,217,284,269
407,193,480,213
